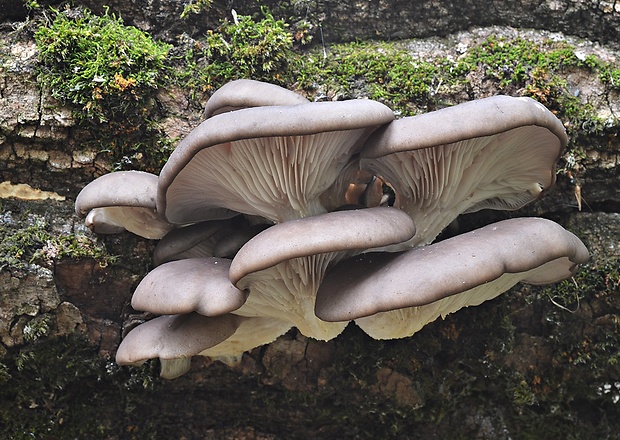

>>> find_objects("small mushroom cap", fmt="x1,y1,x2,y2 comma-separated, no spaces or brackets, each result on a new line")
76,171,173,239
115,312,241,366
315,217,589,322
131,258,248,316
158,98,395,223
229,207,416,285
75,171,159,217
203,79,309,119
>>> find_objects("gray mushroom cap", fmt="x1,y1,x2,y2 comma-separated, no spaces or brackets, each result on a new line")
315,217,589,324
157,98,395,224
115,313,241,377
355,96,568,249
203,79,309,119
131,258,248,316
229,207,416,285
75,171,158,216
75,171,173,239
227,207,415,341
153,218,245,266
361,96,567,158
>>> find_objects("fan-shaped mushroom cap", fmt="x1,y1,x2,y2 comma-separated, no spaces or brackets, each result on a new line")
362,96,567,158
203,79,309,119
158,98,395,224
75,171,173,239
228,207,416,340
230,207,416,285
131,258,247,316
315,217,589,339
116,313,241,378
357,96,567,248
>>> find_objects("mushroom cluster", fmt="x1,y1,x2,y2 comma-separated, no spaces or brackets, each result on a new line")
76,79,589,378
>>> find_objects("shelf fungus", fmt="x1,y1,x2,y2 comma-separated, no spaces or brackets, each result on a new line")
76,79,588,378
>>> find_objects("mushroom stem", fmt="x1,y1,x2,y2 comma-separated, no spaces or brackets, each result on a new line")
233,255,349,341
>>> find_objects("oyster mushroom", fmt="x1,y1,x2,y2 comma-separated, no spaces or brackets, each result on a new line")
75,171,174,239
131,257,247,316
315,217,589,339
228,207,416,341
72,80,590,379
355,95,568,249
203,78,309,118
157,98,395,224
116,313,242,379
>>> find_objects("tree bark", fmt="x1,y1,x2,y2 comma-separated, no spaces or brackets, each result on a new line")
1,1,619,438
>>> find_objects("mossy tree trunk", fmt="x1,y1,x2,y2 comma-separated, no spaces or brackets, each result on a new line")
1,1,619,438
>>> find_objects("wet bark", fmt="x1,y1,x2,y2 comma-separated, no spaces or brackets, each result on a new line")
1,1,619,439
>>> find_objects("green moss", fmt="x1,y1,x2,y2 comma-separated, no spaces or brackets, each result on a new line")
33,7,175,173
0,224,115,270
293,35,618,129
540,257,620,374
294,41,451,113
180,0,213,19
35,7,171,123
176,8,294,91
0,206,115,270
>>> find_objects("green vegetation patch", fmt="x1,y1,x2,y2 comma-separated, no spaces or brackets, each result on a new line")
0,200,115,270
177,8,294,92
0,223,115,270
35,7,171,123
0,335,157,438
34,7,175,172
295,41,455,114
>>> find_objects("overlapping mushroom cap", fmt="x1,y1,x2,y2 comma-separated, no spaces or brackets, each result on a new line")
75,79,588,378
75,171,174,239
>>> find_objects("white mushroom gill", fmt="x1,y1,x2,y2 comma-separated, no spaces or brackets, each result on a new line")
163,129,371,223
199,316,293,365
361,125,561,249
233,254,349,341
85,206,174,239
354,270,536,339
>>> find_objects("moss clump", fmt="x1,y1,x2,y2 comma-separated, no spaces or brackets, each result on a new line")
295,41,453,114
177,8,293,91
35,7,171,123
34,7,174,173
0,224,115,270
294,35,618,124
180,0,213,19
0,202,115,270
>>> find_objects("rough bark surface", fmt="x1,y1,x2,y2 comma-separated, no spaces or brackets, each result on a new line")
5,0,619,45
1,1,619,439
